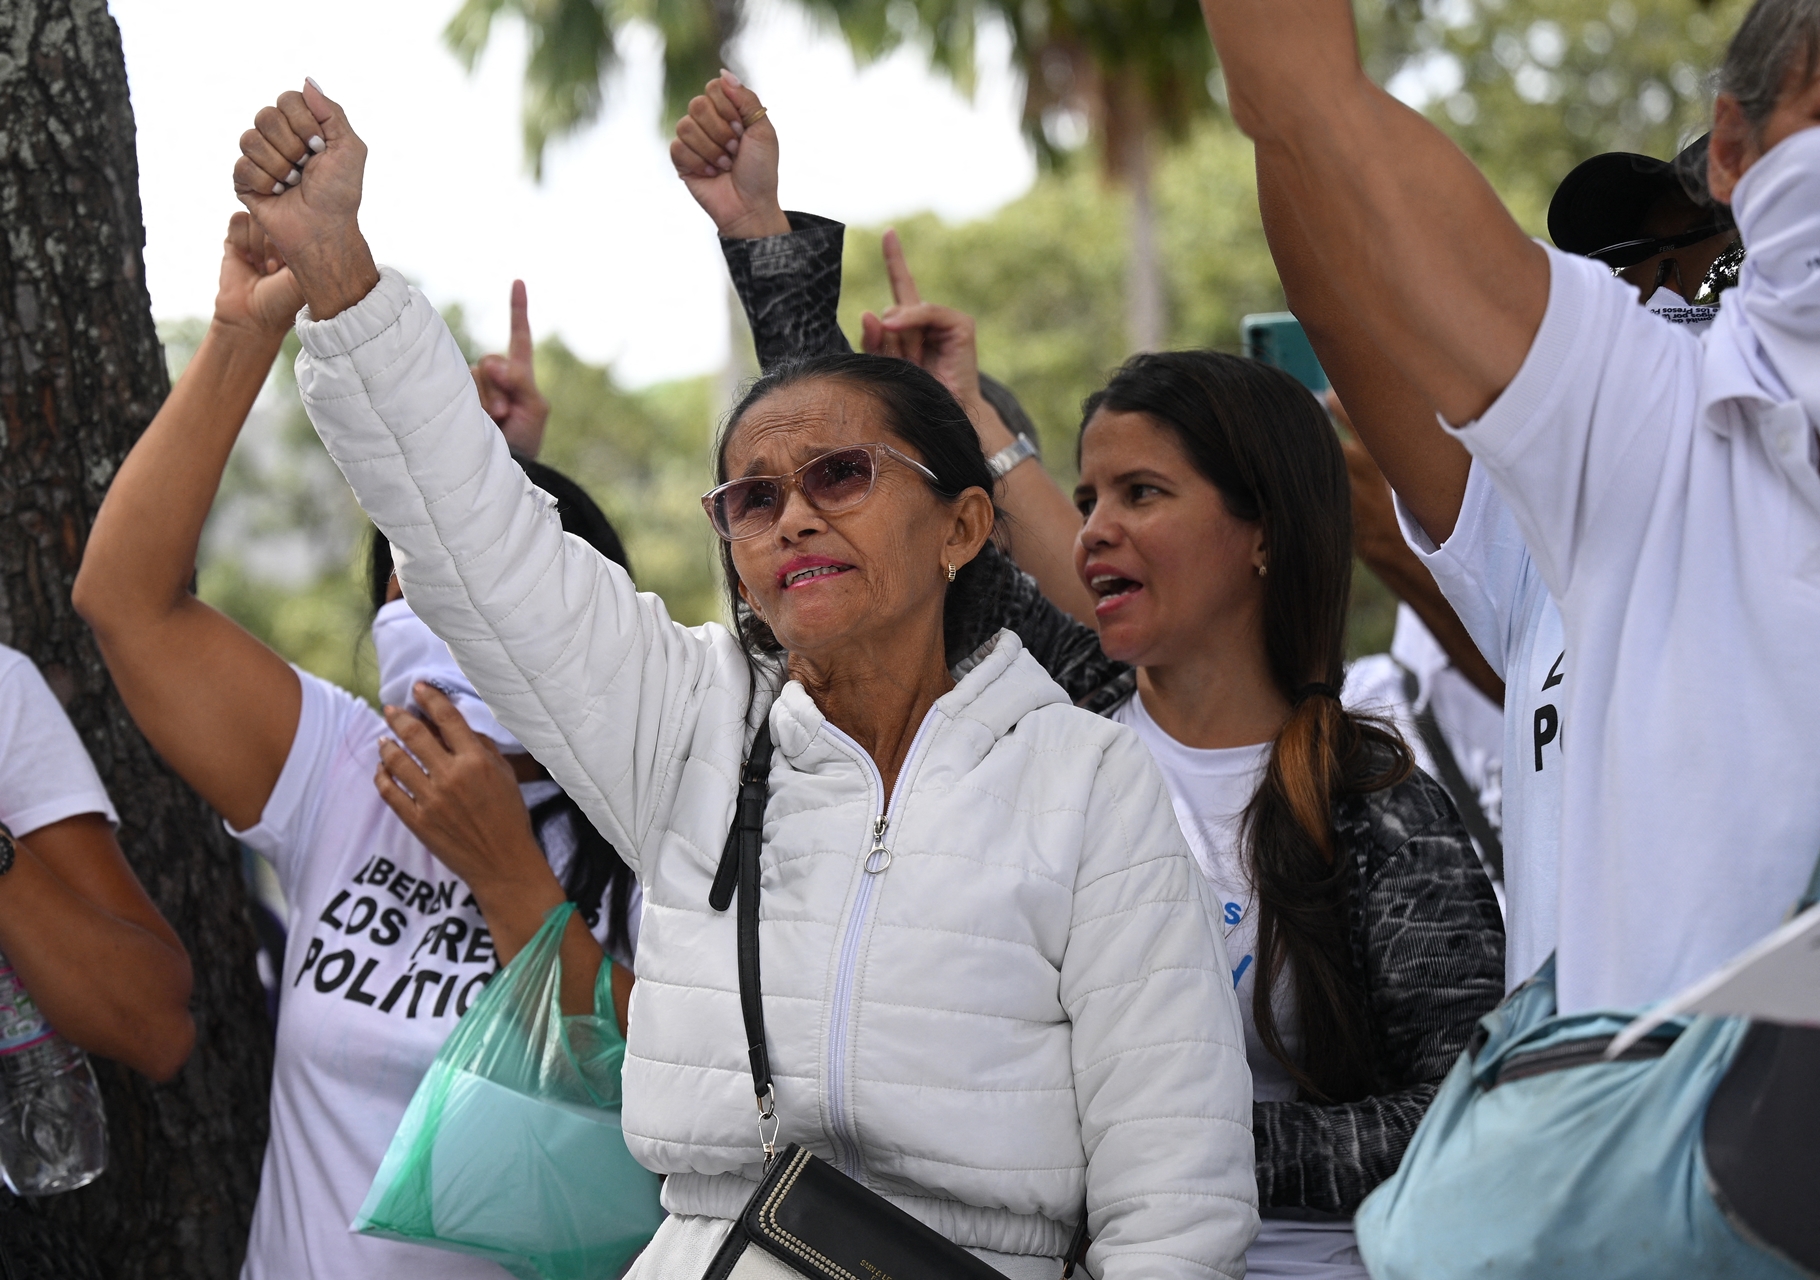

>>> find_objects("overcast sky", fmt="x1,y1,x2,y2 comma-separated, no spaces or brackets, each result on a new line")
110,0,1035,386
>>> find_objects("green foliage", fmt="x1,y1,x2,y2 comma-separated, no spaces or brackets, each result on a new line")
533,342,728,627
798,0,1215,170
444,0,739,176
1364,0,1751,230
838,123,1280,459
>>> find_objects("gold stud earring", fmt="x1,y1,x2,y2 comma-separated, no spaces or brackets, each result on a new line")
946,563,958,583
1257,563,1268,577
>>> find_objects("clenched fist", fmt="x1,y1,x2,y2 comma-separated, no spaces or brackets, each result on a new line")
671,70,789,240
233,80,379,321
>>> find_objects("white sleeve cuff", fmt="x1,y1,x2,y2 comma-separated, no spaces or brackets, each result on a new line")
294,265,414,360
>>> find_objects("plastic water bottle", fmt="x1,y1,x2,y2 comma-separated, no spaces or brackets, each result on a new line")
0,954,106,1195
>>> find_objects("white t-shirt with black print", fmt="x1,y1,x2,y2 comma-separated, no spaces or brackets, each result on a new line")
1444,128,1820,1012
0,645,117,838
234,670,621,1280
1397,476,1563,991
1112,692,1367,1280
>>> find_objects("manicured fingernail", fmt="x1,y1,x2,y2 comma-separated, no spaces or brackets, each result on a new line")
308,135,326,154
716,155,732,171
731,118,746,136
726,137,740,155
721,68,743,89
271,181,285,195
284,168,301,185
702,167,717,178
306,76,323,94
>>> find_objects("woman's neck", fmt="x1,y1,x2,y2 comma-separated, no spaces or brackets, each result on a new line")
1136,633,1291,751
788,630,955,802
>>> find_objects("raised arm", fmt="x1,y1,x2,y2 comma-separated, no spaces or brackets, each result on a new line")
673,74,853,365
863,237,1100,626
673,79,1101,628
236,83,749,863
73,214,305,832
1204,0,1547,426
1256,148,1471,544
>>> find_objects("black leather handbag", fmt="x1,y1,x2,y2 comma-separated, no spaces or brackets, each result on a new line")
701,725,1089,1280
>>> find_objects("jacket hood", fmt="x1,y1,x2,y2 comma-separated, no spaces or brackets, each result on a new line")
769,630,1067,767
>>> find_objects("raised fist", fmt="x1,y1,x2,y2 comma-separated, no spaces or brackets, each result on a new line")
671,71,789,240
213,211,305,339
233,80,378,320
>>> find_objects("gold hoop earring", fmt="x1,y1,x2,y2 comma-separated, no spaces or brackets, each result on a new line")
946,563,958,583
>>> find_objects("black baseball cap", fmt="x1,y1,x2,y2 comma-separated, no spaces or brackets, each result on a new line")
1548,134,1733,260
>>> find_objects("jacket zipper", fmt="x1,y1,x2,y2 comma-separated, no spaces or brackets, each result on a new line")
819,712,938,1182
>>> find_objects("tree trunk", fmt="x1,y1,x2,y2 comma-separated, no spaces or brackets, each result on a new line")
0,3,273,1277
1122,133,1164,354
1098,70,1164,353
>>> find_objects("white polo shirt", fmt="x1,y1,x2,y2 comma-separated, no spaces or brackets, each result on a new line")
1447,127,1820,1013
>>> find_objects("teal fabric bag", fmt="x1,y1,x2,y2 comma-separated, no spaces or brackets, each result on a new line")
354,903,664,1279
1356,867,1820,1280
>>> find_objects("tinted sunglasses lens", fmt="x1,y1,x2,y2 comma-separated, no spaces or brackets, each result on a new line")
801,449,877,511
716,479,781,538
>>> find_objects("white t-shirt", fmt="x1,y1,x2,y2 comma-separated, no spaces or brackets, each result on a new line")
1341,607,1505,872
234,670,622,1280
1447,130,1820,1013
1111,693,1366,1280
1397,473,1563,990
0,645,117,837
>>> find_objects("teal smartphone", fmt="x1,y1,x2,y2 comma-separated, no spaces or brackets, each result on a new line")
1242,312,1330,395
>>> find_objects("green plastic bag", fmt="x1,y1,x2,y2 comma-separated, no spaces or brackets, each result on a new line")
354,903,664,1278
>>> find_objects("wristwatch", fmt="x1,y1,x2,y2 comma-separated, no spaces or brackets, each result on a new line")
987,433,1039,479
0,823,15,878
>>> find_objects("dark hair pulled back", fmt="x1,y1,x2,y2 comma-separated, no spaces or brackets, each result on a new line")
715,352,1002,671
1084,350,1412,1104
368,455,638,958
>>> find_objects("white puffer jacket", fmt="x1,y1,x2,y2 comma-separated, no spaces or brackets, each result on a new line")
294,269,1258,1277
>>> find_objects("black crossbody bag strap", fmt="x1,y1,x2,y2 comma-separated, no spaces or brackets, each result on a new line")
711,723,780,1154
1398,664,1505,881
705,720,1089,1278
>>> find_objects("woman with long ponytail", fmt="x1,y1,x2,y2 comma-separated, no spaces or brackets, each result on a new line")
985,346,1502,1276
680,107,1506,1271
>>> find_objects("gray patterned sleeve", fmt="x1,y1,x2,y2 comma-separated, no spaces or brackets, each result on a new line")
956,545,1129,703
1252,768,1506,1215
720,212,852,369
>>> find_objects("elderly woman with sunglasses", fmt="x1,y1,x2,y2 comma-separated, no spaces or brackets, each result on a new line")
231,84,1258,1279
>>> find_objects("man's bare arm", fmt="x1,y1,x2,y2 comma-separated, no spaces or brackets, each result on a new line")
1204,0,1547,425
1258,148,1472,544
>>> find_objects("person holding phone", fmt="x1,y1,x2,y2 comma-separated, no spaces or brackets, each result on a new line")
674,77,1505,1278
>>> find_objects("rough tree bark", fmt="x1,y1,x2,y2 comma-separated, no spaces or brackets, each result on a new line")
0,2,273,1276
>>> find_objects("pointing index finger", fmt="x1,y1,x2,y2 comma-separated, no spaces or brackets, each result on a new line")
508,280,532,366
882,229,922,307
